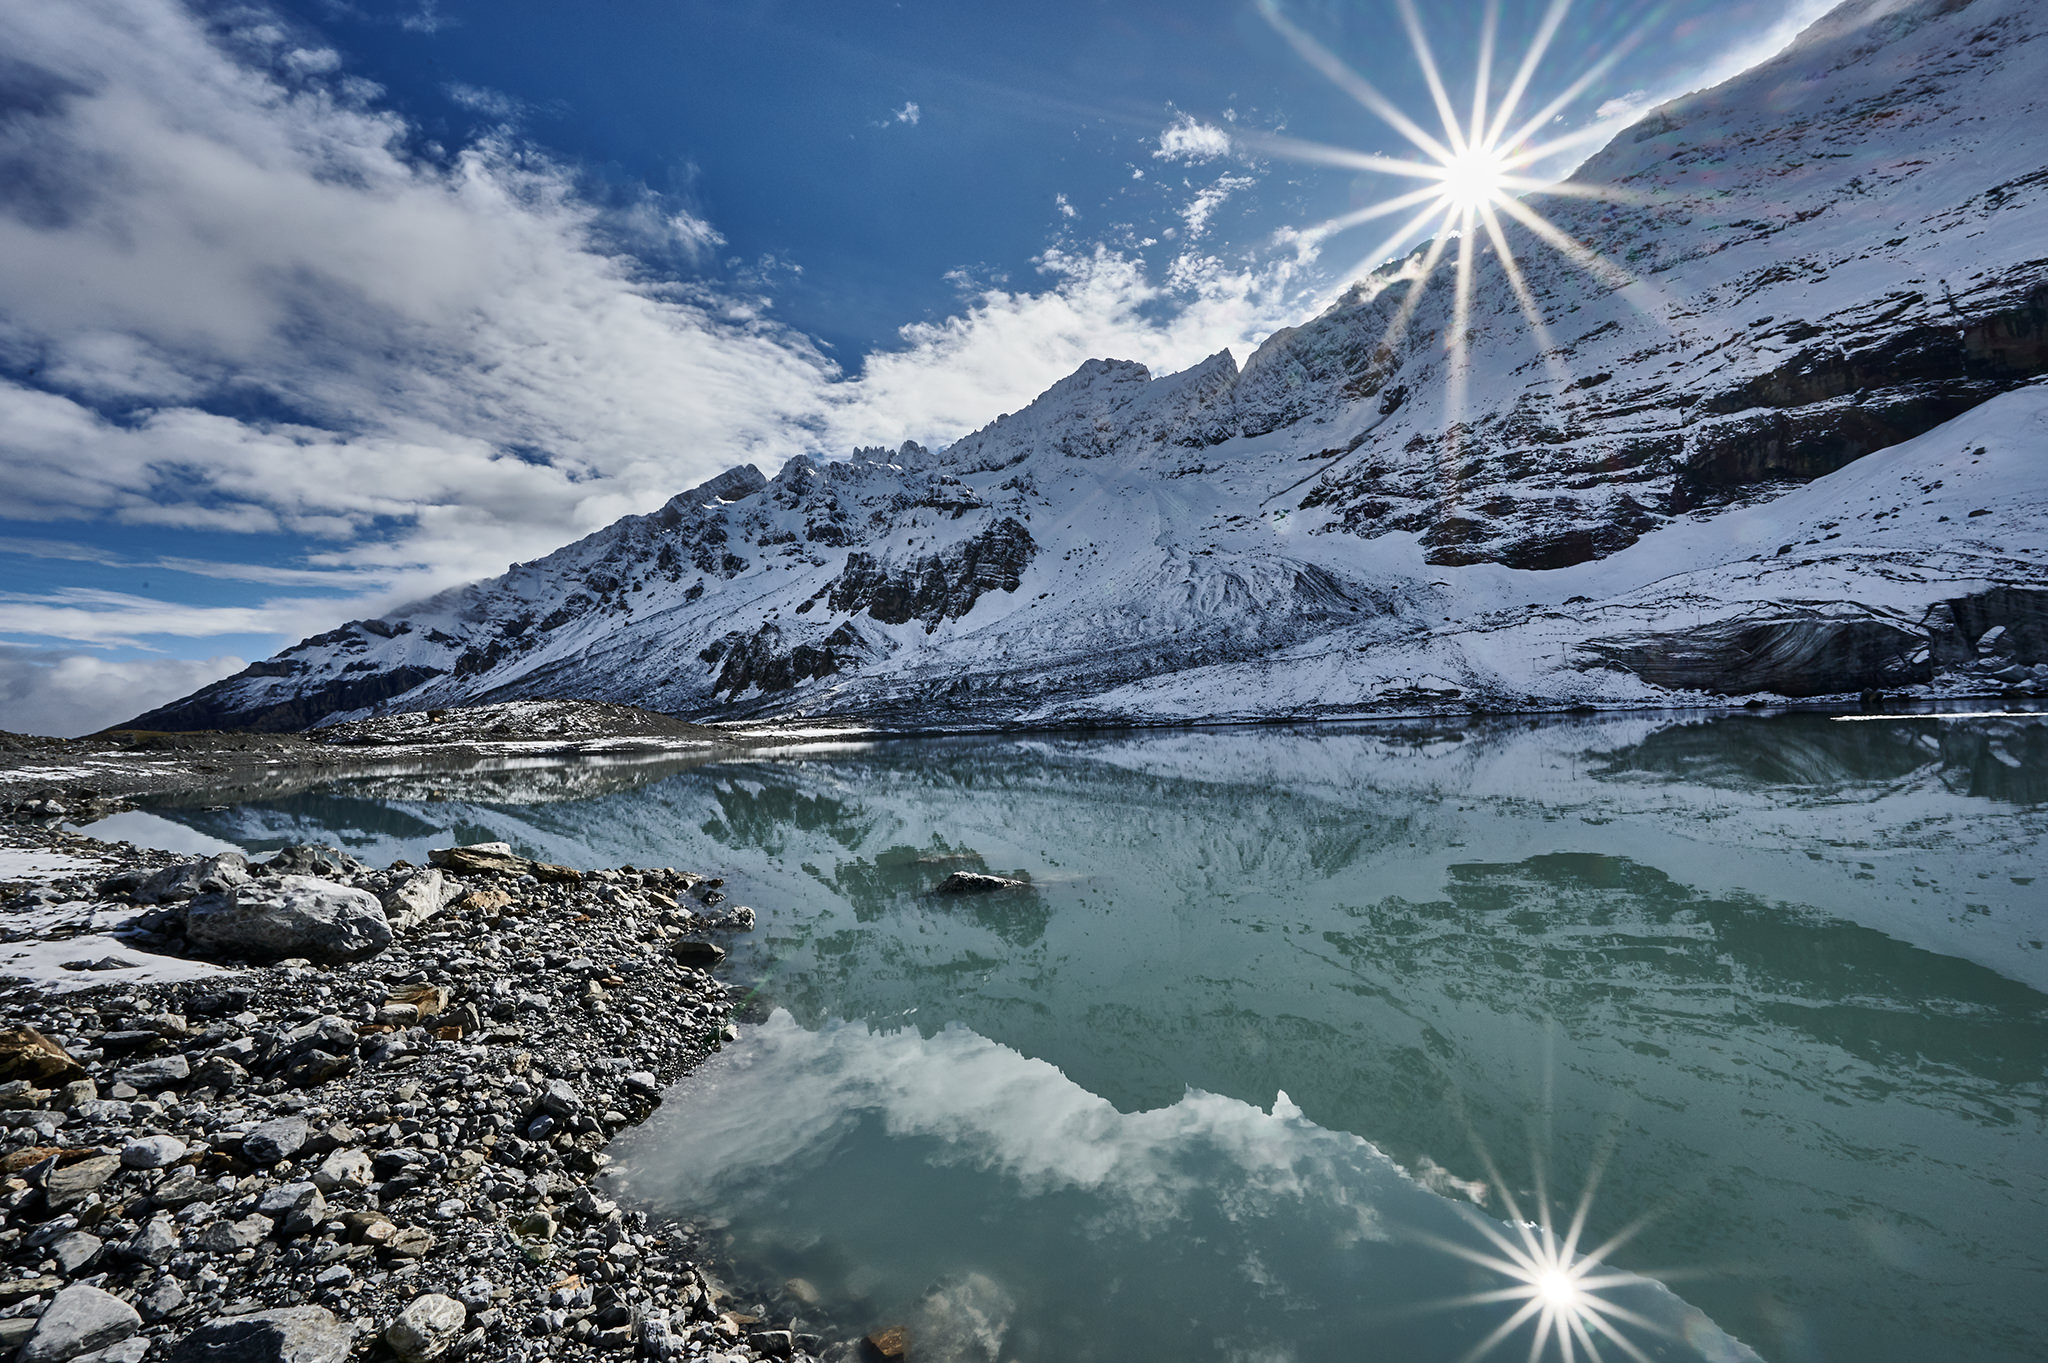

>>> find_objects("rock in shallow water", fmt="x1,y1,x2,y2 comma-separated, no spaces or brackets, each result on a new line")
934,871,1026,894
671,939,726,968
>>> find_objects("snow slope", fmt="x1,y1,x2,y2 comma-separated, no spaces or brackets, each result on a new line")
133,0,2048,733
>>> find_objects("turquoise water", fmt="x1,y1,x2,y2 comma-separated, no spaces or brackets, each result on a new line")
131,711,2048,1362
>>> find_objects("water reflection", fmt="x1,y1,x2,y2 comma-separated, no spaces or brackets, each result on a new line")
1591,712,2048,804
609,1011,1762,1363
118,709,2048,1362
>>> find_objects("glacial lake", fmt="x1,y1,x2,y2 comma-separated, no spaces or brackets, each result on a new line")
106,710,2048,1363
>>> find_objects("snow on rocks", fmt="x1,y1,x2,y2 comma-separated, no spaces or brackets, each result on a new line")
0,828,815,1363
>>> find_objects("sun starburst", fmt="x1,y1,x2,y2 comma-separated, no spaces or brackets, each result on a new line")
1398,1128,1683,1363
1249,0,1663,446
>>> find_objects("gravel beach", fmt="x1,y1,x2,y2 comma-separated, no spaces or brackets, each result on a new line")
0,772,857,1363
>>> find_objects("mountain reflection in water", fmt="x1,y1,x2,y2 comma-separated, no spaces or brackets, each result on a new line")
129,710,2048,1362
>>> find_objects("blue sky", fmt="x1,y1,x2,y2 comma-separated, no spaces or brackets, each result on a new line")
0,0,1831,733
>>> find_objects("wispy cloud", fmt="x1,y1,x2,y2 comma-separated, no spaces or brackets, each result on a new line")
0,588,363,649
0,0,1321,678
894,101,921,125
398,1,452,35
1180,175,1255,241
0,536,382,589
1154,113,1233,163
445,82,523,120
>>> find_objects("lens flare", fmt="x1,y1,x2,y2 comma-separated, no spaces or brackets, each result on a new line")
1438,143,1514,211
1535,1267,1581,1309
1401,1147,1680,1363
1250,0,1665,456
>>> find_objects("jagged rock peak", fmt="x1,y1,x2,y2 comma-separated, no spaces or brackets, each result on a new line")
663,464,767,513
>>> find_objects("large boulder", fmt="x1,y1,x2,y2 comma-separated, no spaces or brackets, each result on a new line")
242,1116,309,1167
428,842,580,883
167,1306,353,1363
185,878,392,965
17,1283,141,1363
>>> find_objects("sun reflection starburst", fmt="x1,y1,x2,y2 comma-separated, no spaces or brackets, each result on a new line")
1379,1084,1734,1363
1394,1145,1679,1363
1249,0,1665,449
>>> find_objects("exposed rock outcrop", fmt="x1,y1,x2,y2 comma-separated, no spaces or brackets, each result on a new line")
1577,612,1933,697
827,517,1036,629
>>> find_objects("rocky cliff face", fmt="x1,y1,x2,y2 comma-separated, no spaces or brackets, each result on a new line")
131,0,2048,734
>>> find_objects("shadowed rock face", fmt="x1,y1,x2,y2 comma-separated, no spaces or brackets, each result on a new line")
1574,587,2048,699
1576,614,1932,697
1675,288,2048,505
1929,587,2048,664
125,664,446,735
704,621,875,699
828,518,1036,630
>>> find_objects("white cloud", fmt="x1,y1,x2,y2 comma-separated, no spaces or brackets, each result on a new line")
837,245,1310,450
669,210,726,259
398,2,452,35
0,647,245,737
0,0,1319,662
445,82,523,120
893,101,921,125
1594,89,1650,121
1181,175,1255,241
1154,113,1233,163
1055,192,1077,220
0,588,368,650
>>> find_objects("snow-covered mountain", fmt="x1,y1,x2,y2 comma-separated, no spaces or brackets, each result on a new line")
133,0,2048,733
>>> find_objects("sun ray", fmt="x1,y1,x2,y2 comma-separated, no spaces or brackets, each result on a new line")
1487,193,1643,298
1471,0,1499,152
1497,122,1634,173
1253,0,1455,164
1566,1309,1607,1363
1455,1298,1550,1363
1396,0,1471,157
1573,1291,1676,1338
1494,22,1653,156
1477,203,1570,394
1496,175,1648,205
1445,205,1480,455
1367,206,1460,363
1327,195,1461,283
1486,0,1572,147
1302,183,1460,248
1232,129,1449,181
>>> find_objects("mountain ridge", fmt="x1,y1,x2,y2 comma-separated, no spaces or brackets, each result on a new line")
133,0,2048,733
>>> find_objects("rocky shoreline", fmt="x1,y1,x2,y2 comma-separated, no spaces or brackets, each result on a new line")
0,813,848,1363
